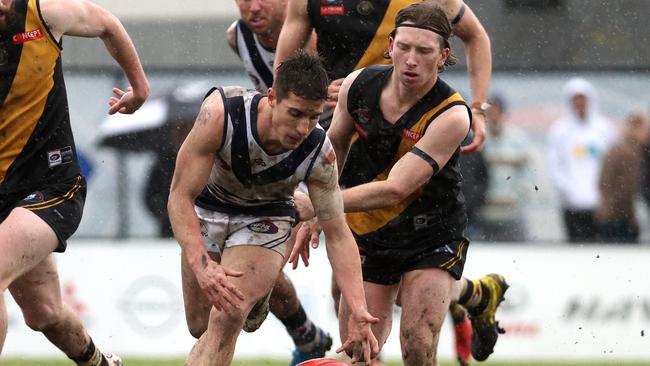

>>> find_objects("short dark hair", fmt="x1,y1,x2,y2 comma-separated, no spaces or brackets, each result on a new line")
273,50,329,102
392,1,457,70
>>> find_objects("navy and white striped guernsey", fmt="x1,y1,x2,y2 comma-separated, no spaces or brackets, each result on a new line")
233,20,275,92
195,86,330,218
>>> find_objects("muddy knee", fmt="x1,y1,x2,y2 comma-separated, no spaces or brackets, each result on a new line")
21,302,62,332
400,327,440,365
186,313,209,339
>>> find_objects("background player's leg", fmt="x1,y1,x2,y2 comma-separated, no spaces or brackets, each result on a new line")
399,268,455,366
339,281,398,364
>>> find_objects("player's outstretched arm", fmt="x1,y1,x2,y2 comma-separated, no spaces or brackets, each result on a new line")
305,147,379,364
274,0,312,72
41,0,149,115
168,91,245,312
450,0,491,153
342,105,471,212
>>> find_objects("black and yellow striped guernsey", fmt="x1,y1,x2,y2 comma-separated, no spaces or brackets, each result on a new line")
342,65,469,248
307,0,420,80
0,0,80,194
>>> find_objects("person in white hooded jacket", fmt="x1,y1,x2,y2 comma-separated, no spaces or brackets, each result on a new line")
547,78,617,242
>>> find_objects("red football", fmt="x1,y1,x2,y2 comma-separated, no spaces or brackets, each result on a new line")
296,358,347,366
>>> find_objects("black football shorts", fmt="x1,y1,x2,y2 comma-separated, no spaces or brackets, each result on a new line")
0,175,87,252
356,236,469,285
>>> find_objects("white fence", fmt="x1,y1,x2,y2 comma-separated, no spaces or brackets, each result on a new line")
3,240,649,361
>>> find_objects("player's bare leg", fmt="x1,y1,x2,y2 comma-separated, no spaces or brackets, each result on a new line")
2,208,117,364
275,228,333,365
269,272,300,319
186,246,284,365
399,268,455,366
10,255,90,358
0,208,59,354
338,282,398,364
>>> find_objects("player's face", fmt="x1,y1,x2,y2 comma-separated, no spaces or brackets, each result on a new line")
270,91,324,150
0,0,15,32
389,26,449,88
235,0,286,35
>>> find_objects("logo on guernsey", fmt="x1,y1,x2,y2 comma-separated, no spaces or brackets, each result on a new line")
12,29,44,45
401,129,422,142
320,3,344,16
247,220,279,234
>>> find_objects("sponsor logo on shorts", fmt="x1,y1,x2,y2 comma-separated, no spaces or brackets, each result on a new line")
47,146,73,168
23,191,44,203
247,220,279,234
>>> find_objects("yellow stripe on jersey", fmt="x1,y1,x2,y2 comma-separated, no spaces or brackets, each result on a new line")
346,92,465,235
353,0,419,71
0,0,61,184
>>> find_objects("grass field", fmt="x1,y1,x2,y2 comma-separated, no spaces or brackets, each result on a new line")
2,359,649,366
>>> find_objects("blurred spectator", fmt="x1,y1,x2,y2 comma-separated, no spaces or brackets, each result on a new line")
596,112,649,243
98,82,206,237
460,136,489,239
144,122,193,237
643,144,650,209
548,78,617,243
480,93,530,242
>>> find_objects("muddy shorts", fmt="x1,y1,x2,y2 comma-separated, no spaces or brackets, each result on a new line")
0,175,86,253
195,206,294,257
356,236,469,285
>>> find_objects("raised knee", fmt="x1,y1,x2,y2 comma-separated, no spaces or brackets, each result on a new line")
22,303,61,332
186,315,207,339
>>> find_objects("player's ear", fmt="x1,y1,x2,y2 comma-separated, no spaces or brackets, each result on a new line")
386,33,395,59
439,47,450,68
267,87,277,107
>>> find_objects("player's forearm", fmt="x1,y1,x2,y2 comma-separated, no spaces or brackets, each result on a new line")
342,181,404,212
274,0,311,71
323,224,368,312
100,16,149,99
464,32,491,103
329,135,351,175
168,194,207,272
